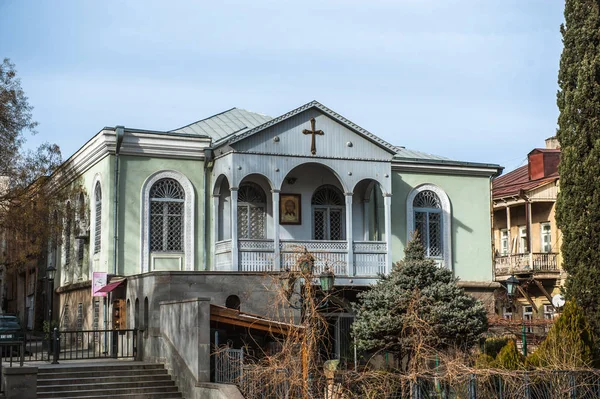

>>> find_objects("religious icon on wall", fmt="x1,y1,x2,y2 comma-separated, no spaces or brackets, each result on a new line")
280,194,301,225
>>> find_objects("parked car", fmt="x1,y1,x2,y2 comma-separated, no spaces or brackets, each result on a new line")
0,315,24,342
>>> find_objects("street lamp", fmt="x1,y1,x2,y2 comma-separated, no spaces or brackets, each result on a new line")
503,275,527,357
504,275,519,301
46,264,56,322
319,266,335,293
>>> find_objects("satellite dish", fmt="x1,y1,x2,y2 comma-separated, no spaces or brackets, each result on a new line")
552,294,566,308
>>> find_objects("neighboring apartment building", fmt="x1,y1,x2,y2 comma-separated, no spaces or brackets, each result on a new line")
492,137,563,336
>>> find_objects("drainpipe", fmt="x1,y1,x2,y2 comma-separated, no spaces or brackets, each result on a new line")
203,149,214,271
113,126,125,275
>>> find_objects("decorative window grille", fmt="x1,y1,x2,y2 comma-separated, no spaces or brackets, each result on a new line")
413,190,442,258
65,202,72,265
312,185,345,240
63,304,70,330
77,303,83,331
237,183,266,239
94,183,102,254
540,222,552,253
500,229,509,256
150,178,185,252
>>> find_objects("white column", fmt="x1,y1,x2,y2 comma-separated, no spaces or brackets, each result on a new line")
506,206,512,254
230,187,239,271
272,190,281,271
363,200,370,241
384,194,392,275
345,193,354,276
212,195,219,270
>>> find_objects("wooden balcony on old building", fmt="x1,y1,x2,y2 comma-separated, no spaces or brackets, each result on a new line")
494,252,559,280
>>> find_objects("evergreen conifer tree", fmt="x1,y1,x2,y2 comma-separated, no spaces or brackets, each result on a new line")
352,236,488,361
555,0,600,338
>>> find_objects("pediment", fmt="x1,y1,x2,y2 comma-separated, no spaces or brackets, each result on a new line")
225,102,396,161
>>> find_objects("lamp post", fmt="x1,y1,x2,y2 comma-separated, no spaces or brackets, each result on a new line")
46,264,56,322
504,275,526,356
280,250,336,398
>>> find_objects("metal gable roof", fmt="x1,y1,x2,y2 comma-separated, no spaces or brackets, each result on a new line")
170,108,273,141
223,100,399,154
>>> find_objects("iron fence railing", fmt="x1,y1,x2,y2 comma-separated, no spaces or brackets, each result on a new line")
56,328,138,361
0,341,26,395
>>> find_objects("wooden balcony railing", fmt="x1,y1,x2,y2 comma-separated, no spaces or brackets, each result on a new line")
494,252,559,276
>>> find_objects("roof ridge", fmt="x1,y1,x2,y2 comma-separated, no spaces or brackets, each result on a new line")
169,107,238,132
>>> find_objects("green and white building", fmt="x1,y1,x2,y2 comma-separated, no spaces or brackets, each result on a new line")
49,101,501,339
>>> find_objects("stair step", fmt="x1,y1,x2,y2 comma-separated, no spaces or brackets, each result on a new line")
39,380,176,392
37,386,180,398
43,395,182,399
36,363,182,399
38,363,164,374
38,368,168,380
38,373,172,386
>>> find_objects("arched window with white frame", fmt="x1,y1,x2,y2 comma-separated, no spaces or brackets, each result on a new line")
237,182,267,239
312,185,345,241
149,178,185,252
141,170,195,272
407,184,452,269
413,190,442,258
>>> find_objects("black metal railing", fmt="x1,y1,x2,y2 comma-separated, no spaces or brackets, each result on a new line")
0,341,26,394
52,328,138,361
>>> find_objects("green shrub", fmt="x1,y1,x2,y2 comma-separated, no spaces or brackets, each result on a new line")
528,301,596,368
481,336,511,358
494,340,524,370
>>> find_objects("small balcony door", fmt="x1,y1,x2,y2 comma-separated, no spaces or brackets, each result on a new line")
312,185,346,241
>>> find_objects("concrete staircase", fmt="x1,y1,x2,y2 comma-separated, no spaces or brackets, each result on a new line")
36,362,183,399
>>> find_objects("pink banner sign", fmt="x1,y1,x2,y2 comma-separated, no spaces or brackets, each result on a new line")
92,272,108,297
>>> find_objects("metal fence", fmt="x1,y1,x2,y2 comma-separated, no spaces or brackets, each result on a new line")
19,328,138,363
237,369,600,399
215,348,244,384
0,341,26,394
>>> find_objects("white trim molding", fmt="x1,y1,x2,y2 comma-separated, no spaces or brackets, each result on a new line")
406,184,452,270
140,170,196,272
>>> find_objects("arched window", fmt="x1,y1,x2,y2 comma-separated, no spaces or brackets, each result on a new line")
407,184,452,269
312,185,345,240
144,297,149,338
77,192,86,266
413,190,442,258
93,182,102,254
141,170,195,272
226,295,241,311
150,178,185,252
64,202,72,266
237,182,266,239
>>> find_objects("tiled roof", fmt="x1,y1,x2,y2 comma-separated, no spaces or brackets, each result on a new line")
170,108,273,141
493,164,558,199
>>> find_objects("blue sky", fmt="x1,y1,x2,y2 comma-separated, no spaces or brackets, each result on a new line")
1,1,564,171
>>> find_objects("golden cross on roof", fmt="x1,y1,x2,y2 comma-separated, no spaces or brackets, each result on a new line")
302,117,324,155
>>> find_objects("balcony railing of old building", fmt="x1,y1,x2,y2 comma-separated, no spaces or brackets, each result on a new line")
214,239,387,277
494,252,559,278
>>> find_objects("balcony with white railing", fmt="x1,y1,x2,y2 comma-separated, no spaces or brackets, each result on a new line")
494,252,560,280
214,239,388,278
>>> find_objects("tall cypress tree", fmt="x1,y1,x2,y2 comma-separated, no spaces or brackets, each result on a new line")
555,0,600,337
